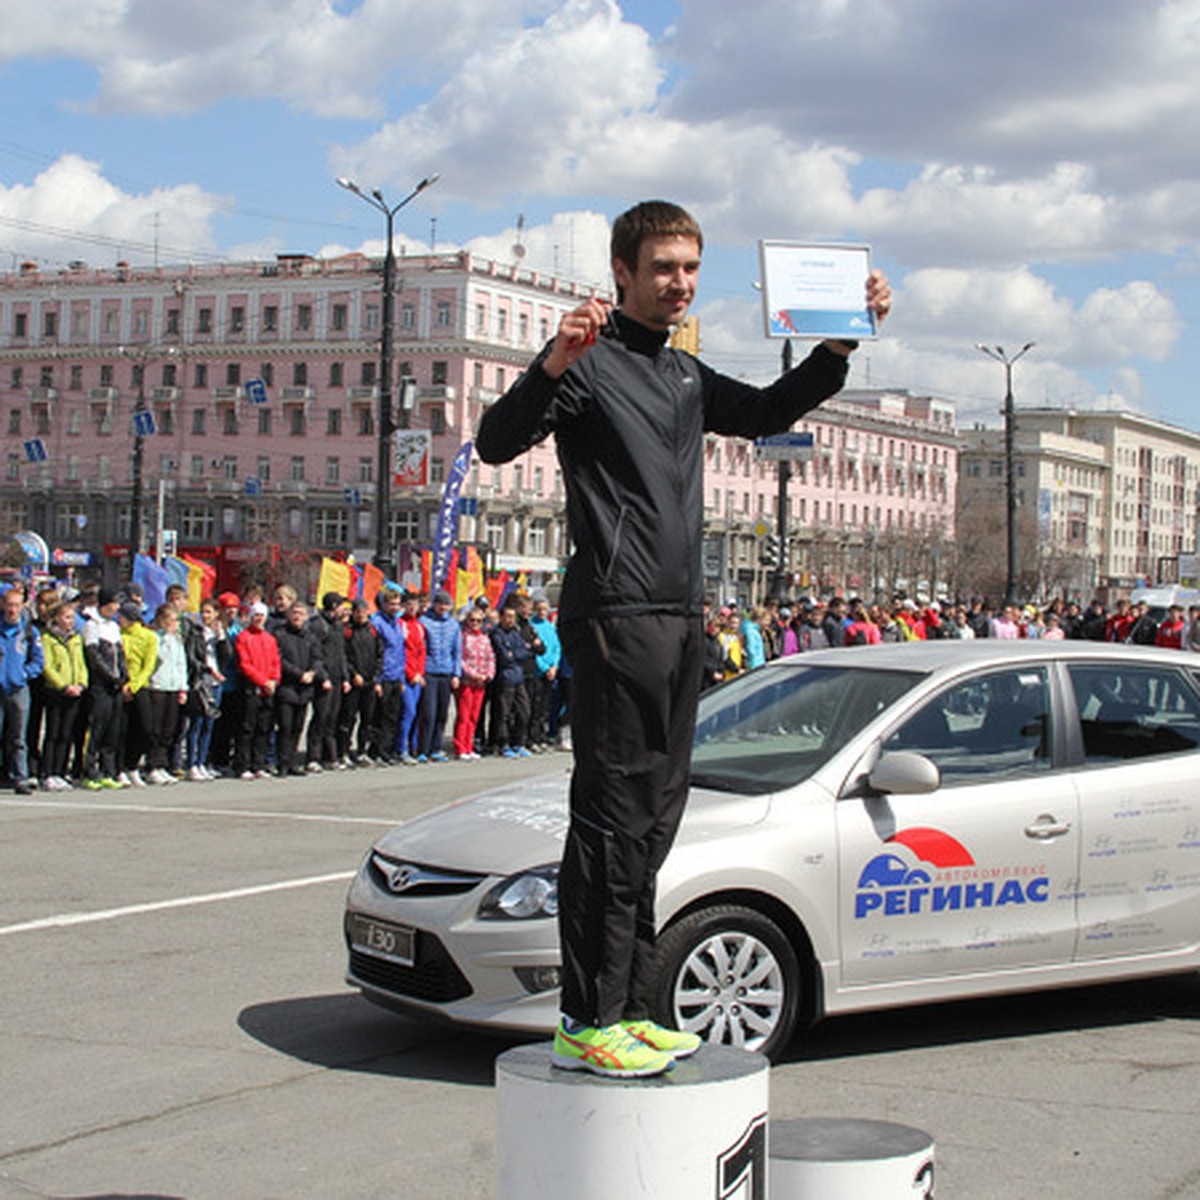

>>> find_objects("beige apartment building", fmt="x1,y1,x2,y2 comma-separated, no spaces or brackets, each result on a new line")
958,407,1200,602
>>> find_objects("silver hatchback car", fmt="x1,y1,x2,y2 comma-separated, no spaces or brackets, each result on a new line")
344,640,1200,1060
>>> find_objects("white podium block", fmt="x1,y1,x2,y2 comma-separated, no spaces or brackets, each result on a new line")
769,1117,935,1199
496,1042,770,1200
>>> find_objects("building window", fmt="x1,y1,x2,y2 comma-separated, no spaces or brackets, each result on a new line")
326,408,342,436
225,362,241,386
431,458,445,485
190,455,204,479
432,361,448,386
198,307,212,334
40,365,53,388
289,406,306,436
356,408,373,436
14,312,27,338
257,409,272,435
312,508,348,545
358,457,373,483
329,362,343,387
290,456,305,482
260,362,273,387
332,303,347,331
401,302,416,330
390,510,421,543
262,305,278,332
436,300,451,327
325,456,340,484
221,456,237,480
193,363,208,388
230,306,245,333
364,304,379,330
475,303,486,333
10,366,22,388
527,521,548,556
257,455,271,482
162,362,177,387
55,502,86,538
166,309,180,335
179,506,215,542
44,311,57,338
296,304,312,332
7,410,19,435
360,361,376,386
293,362,308,387
222,407,239,436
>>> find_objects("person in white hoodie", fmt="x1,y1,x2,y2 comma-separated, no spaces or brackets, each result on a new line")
146,604,188,785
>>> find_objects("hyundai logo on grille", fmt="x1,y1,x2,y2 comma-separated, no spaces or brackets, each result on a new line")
384,862,419,892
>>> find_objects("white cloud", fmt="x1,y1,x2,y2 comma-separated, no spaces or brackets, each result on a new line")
332,0,660,196
2,0,540,118
0,154,224,266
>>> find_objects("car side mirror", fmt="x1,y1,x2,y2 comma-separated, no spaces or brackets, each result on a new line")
867,750,940,795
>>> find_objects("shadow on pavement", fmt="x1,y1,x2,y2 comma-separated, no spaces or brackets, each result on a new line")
237,991,537,1085
780,970,1200,1065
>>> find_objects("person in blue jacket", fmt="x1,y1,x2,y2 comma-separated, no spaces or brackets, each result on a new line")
369,588,406,764
416,589,462,762
0,585,44,794
529,594,561,750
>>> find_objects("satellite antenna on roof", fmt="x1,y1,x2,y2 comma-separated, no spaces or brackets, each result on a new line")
512,214,526,260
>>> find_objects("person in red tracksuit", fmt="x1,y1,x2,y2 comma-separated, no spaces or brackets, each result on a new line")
234,602,281,779
453,608,495,760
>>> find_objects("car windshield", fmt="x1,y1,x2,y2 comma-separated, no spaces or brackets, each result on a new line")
691,664,925,794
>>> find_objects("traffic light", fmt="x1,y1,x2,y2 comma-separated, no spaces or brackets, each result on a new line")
761,534,780,567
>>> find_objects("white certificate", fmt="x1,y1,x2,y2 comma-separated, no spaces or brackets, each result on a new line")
759,241,876,340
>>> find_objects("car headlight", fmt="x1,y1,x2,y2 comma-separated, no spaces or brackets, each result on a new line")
478,865,559,920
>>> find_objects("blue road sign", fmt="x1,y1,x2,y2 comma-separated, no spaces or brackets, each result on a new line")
23,438,47,464
458,496,479,517
245,378,268,405
754,431,815,461
244,478,263,497
342,486,363,507
133,409,157,437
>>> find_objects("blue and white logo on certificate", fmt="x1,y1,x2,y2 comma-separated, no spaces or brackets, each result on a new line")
759,241,877,341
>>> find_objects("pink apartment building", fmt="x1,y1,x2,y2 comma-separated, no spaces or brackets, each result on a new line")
0,253,956,600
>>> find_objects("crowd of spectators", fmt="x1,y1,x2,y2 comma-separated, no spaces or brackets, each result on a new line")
0,578,568,796
4,577,1197,796
701,593,1200,686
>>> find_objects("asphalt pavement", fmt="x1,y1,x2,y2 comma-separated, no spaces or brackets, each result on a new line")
2,753,1199,1199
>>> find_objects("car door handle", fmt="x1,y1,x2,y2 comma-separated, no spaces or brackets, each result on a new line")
1024,815,1072,840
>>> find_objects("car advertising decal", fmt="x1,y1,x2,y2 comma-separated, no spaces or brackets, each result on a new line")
855,826,1050,919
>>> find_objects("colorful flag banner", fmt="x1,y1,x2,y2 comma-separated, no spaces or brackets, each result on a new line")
430,441,473,595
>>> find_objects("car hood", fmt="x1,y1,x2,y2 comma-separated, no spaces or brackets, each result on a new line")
370,772,772,876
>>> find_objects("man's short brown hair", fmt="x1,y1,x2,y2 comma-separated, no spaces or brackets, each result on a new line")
610,200,703,279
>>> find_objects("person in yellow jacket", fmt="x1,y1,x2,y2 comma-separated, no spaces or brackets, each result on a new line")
119,602,159,787
40,600,88,791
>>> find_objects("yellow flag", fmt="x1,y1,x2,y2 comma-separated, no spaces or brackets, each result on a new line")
316,557,352,603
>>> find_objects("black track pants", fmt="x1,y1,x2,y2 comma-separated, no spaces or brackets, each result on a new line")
557,613,704,1028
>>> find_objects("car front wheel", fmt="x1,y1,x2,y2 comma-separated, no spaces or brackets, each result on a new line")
653,904,801,1062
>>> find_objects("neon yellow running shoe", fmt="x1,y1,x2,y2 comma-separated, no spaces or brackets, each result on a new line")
622,1019,702,1059
551,1021,674,1078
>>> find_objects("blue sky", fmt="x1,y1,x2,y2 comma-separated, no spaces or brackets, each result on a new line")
3,0,1200,430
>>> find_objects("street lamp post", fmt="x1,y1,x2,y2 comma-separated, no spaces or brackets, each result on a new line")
336,173,440,579
119,344,177,559
772,338,793,596
976,342,1034,605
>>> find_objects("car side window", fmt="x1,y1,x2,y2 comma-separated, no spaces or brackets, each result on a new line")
882,667,1052,785
1068,664,1200,762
